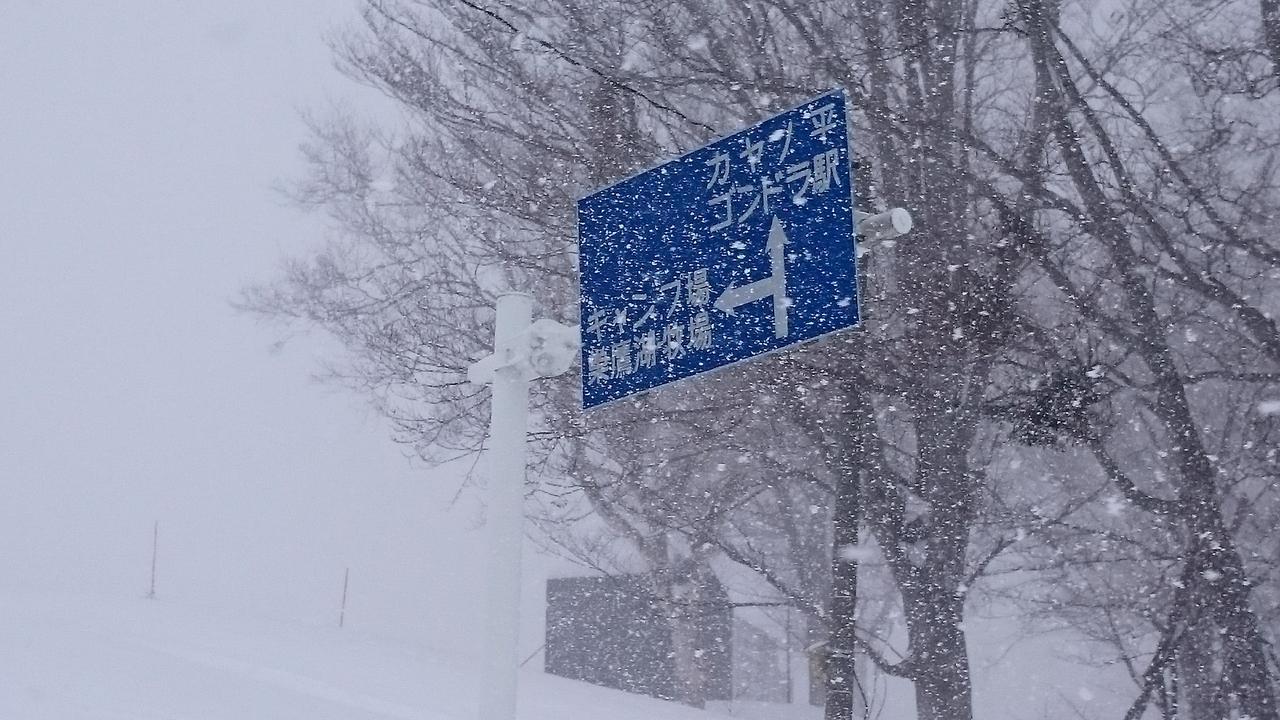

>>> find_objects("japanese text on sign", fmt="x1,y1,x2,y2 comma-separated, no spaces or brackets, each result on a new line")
578,90,859,408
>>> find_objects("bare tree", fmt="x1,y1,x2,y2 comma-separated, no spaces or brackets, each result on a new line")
245,1,1280,720
942,0,1280,714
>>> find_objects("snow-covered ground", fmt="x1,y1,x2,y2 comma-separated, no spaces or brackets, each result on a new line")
0,590,741,720
0,584,1136,720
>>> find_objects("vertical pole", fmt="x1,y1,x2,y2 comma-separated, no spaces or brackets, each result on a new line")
478,292,533,720
147,521,158,600
339,568,349,628
785,606,794,704
825,468,861,720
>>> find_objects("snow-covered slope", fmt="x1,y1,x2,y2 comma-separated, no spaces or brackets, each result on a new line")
0,591,732,720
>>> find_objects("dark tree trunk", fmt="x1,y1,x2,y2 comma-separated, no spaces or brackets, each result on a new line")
901,445,976,720
825,382,872,720
824,467,861,720
1184,502,1277,720
907,593,972,720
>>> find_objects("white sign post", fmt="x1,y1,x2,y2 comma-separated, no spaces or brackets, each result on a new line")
467,292,578,720
468,92,911,720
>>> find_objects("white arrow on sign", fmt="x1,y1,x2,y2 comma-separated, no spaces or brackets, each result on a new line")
714,216,791,338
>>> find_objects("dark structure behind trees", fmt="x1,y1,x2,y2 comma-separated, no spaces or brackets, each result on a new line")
544,575,732,703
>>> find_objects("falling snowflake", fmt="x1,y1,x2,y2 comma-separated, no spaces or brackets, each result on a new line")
838,545,876,562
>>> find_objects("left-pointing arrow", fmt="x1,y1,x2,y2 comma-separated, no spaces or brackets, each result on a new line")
714,216,790,338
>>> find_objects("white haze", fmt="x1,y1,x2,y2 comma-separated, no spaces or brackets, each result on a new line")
0,0,497,646
0,2,1135,719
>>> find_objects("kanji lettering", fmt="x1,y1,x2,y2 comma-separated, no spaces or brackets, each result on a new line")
808,102,838,143
587,348,612,384
810,148,842,194
661,322,686,361
686,268,711,307
611,340,633,377
689,310,712,350
637,329,658,369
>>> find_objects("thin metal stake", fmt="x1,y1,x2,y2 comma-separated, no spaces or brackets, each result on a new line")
147,521,158,600
339,568,350,628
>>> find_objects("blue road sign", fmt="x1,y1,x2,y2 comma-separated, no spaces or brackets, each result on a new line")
578,90,858,409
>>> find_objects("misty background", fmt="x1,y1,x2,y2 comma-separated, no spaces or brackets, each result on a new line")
2,2,1229,719
0,1,500,644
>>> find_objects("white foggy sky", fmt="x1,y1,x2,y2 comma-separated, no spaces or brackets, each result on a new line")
0,1,502,646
